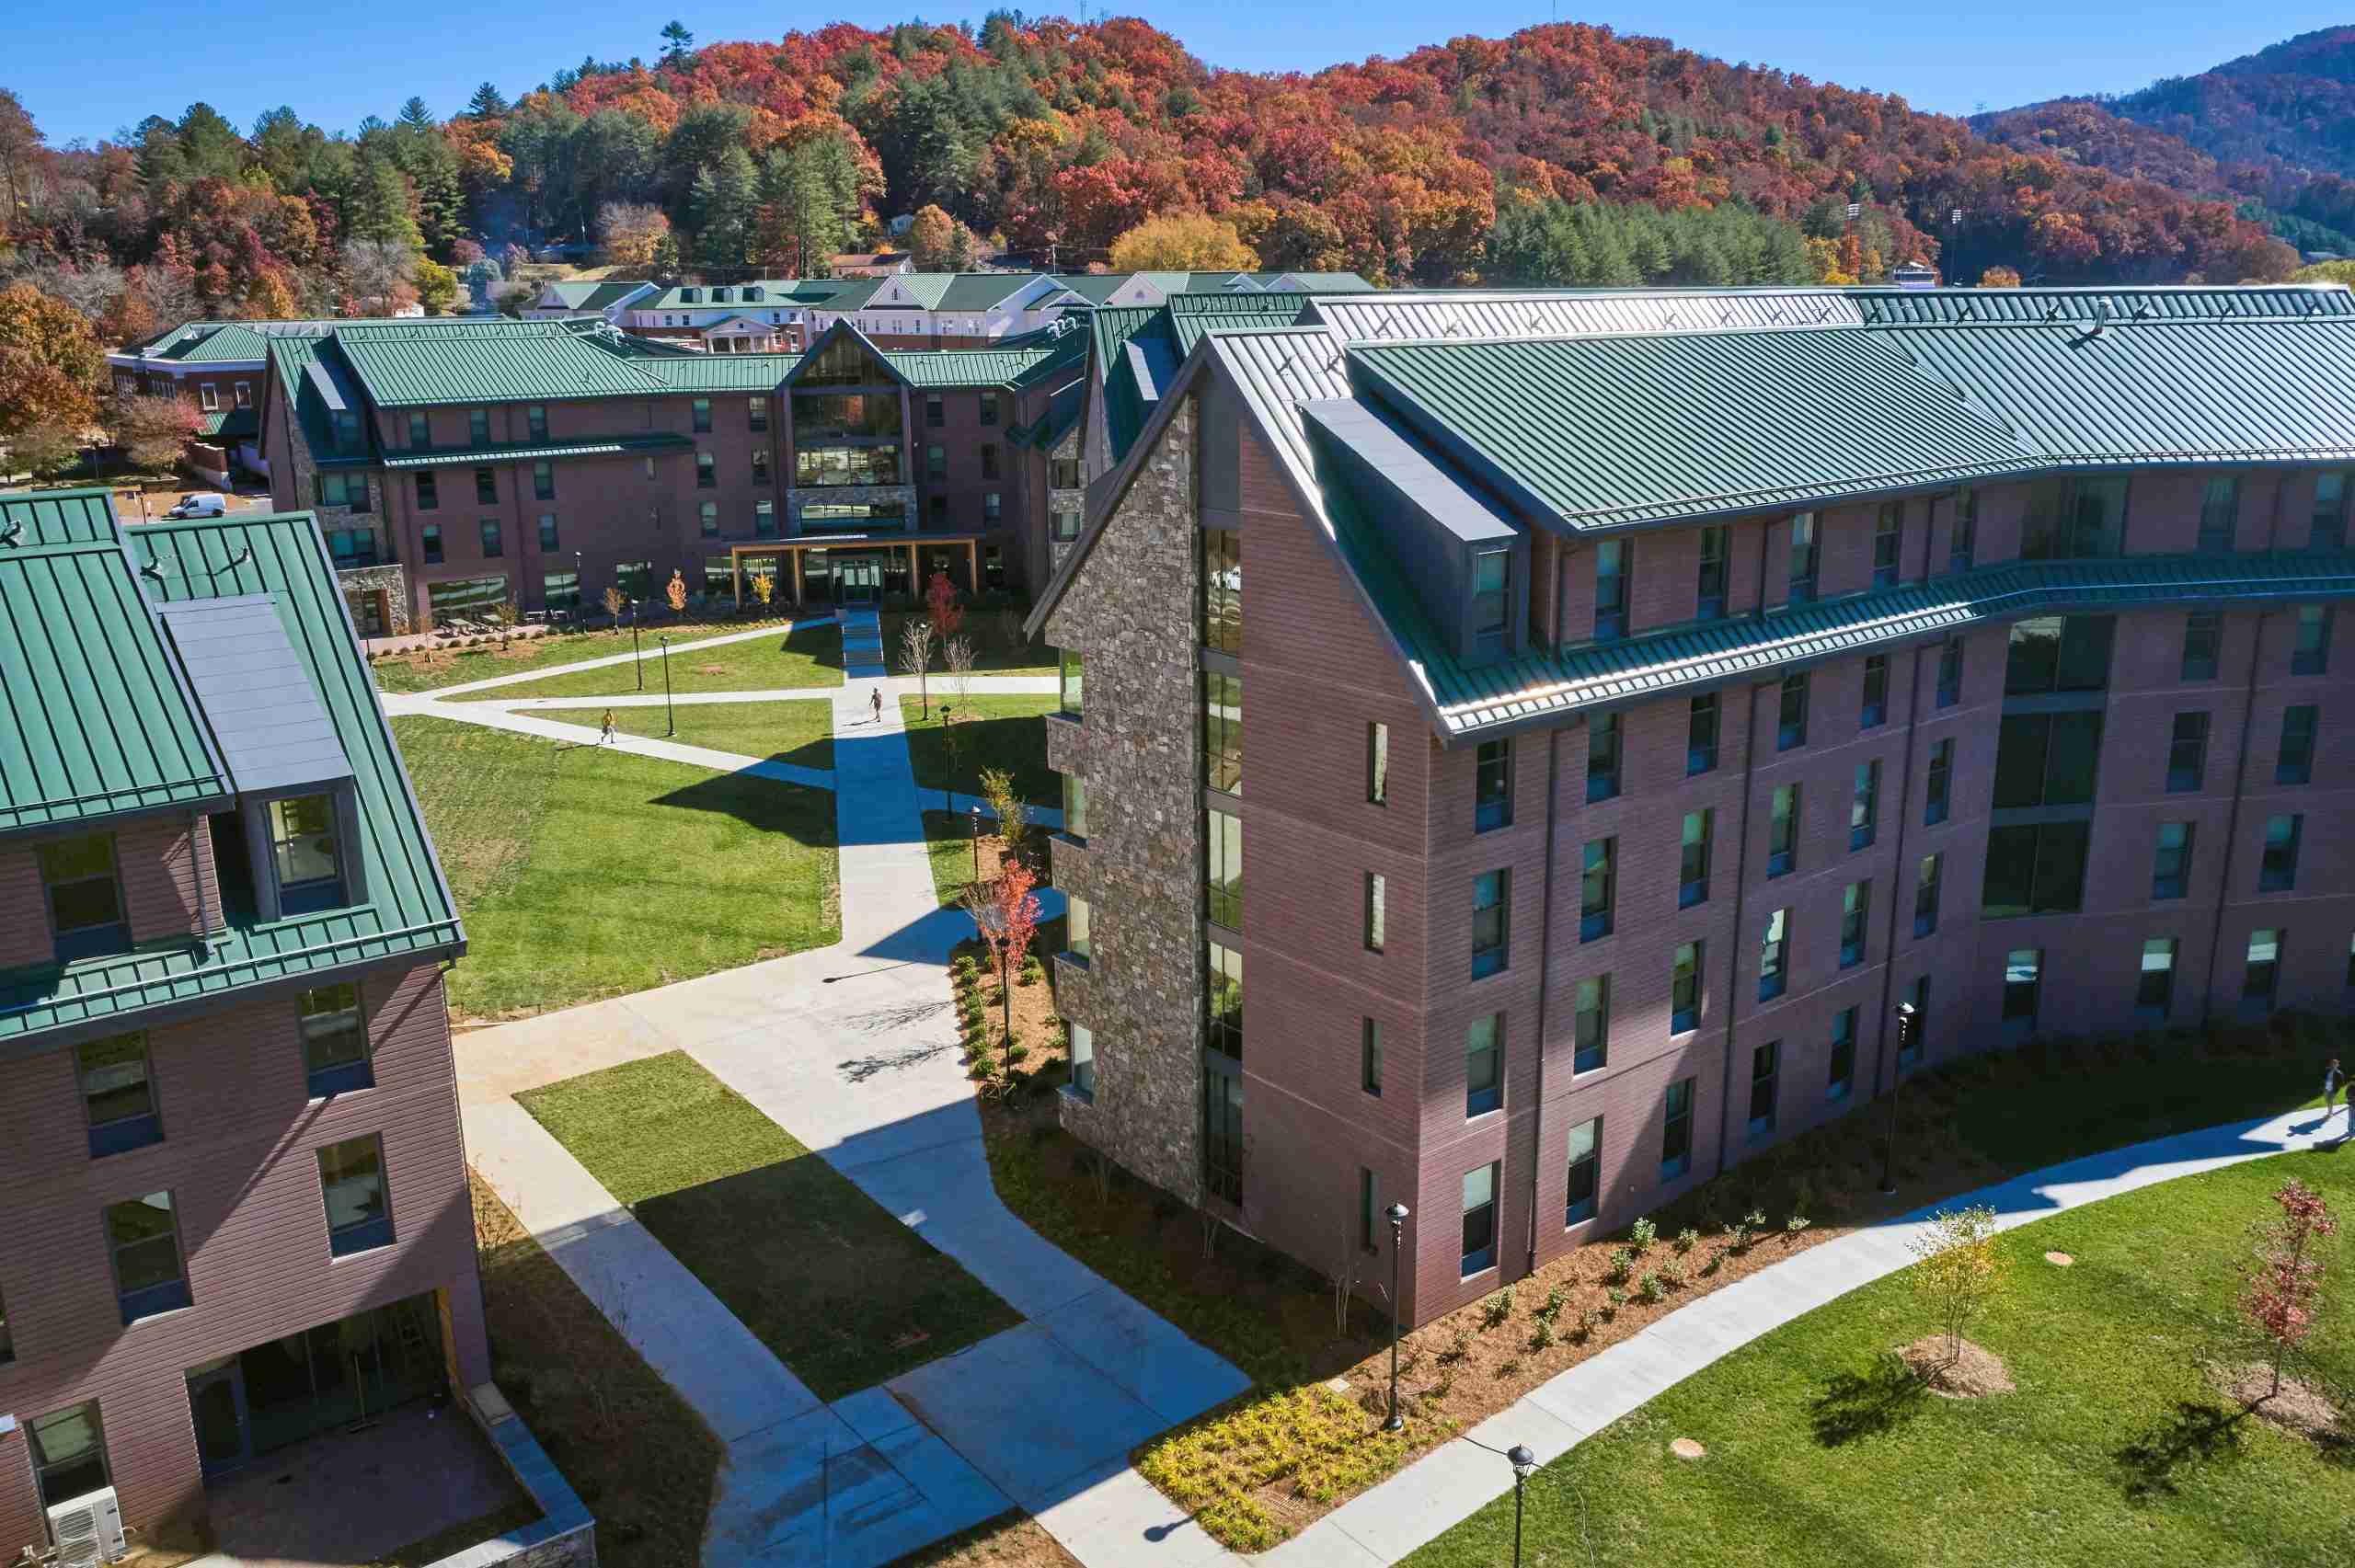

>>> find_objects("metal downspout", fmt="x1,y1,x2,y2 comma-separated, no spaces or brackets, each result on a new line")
1868,645,1925,1102
1713,679,1764,1179
1524,723,1563,1275
2200,610,2269,1024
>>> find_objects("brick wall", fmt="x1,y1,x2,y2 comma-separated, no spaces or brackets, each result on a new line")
0,815,223,968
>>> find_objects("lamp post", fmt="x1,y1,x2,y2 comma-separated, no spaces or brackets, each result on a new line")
660,635,674,738
1383,1201,1410,1431
631,602,643,692
970,803,982,882
1508,1445,1536,1568
1879,1001,1921,1196
939,704,957,813
572,551,581,625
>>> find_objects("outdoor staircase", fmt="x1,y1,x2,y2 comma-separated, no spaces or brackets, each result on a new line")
841,607,888,680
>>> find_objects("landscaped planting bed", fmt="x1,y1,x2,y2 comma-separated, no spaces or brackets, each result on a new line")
516,1052,1022,1400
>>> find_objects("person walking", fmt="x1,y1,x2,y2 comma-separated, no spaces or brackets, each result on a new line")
2326,1058,2345,1121
599,708,618,748
869,687,883,725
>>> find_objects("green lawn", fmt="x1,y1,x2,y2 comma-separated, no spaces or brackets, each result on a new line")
542,699,836,773
516,1052,1022,1399
390,717,838,1019
1407,1150,2355,1568
371,623,787,695
452,622,844,701
901,695,1058,806
884,609,1055,675
924,809,982,907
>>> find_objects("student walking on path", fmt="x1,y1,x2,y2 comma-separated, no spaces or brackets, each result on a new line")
870,687,884,724
599,708,618,747
2327,1058,2345,1120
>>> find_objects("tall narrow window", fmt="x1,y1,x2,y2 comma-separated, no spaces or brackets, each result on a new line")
1950,488,1977,572
2181,612,2222,681
749,395,769,432
40,831,127,960
1580,839,1615,941
475,467,497,505
2168,712,2211,792
1367,723,1389,805
1748,1041,1780,1139
1778,673,1809,750
1661,1078,1694,1181
1201,529,1242,656
407,411,431,448
1924,738,1953,825
1205,943,1243,1061
1069,1024,1095,1099
422,524,442,564
1593,540,1628,641
1696,526,1728,620
1850,760,1880,850
751,449,770,486
107,1191,189,1323
695,452,716,488
78,1033,161,1158
2138,937,2177,1018
2261,813,2304,893
1671,941,1703,1035
1475,738,1513,830
1767,784,1800,877
692,397,712,433
415,471,438,510
1361,1020,1383,1096
267,795,343,913
1465,1014,1503,1116
480,519,502,557
1861,655,1889,728
1586,712,1621,802
539,513,560,551
1203,671,1242,795
1565,1117,1602,1225
1066,896,1091,962
1471,870,1511,978
1364,873,1385,953
2153,822,2194,900
1828,1008,1858,1100
2199,475,2239,552
468,408,489,443
1059,648,1083,719
1461,1163,1500,1276
2245,929,2282,1009
2313,472,2349,551
533,460,554,501
318,1134,392,1256
1679,810,1713,908
0,1284,12,1364
925,394,944,428
1471,549,1511,654
2003,948,2043,1031
1936,635,1964,707
300,982,372,1096
1787,511,1818,604
1758,908,1788,1001
1573,975,1610,1072
1872,502,1901,589
1840,881,1871,967
1688,692,1719,775
1914,853,1943,938
2293,606,2332,677
1063,774,1089,841
1205,810,1243,928
2279,704,2319,786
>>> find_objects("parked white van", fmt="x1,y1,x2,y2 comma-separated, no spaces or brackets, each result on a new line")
165,492,229,519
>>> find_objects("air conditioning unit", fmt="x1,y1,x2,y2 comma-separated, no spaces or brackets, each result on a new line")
46,1488,125,1566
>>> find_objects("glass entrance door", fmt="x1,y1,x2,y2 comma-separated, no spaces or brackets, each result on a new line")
187,1359,251,1477
839,555,881,604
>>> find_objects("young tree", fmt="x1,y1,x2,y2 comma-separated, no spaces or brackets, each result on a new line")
748,570,774,608
978,763,1029,864
601,584,626,626
1109,212,1260,272
1907,1205,2009,1369
2243,1178,2338,1402
924,569,964,642
945,633,976,708
896,616,936,717
960,860,1040,1049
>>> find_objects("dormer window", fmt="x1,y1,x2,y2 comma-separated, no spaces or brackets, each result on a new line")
267,795,347,916
40,832,129,962
1471,548,1511,656
333,410,362,452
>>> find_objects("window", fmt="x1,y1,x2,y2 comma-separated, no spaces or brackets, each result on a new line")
2005,615,2115,695
1069,1024,1095,1099
407,412,431,448
1565,1117,1602,1225
1828,1008,1858,1100
1206,942,1243,1061
1051,455,1081,489
2314,472,2349,551
1465,1014,1503,1116
479,518,502,557
1206,810,1243,928
1364,873,1386,953
334,410,362,454
1768,784,1800,877
1758,908,1789,1001
2022,475,2126,559
422,524,442,564
1059,648,1083,718
1367,723,1388,805
1872,502,1901,589
300,982,371,1096
1593,540,1627,641
267,794,343,913
2245,929,2282,1009
468,408,490,443
925,443,946,482
318,1134,392,1257
691,398,712,434
1993,712,2104,809
474,467,498,506
2261,813,2304,892
1671,941,1702,1035
751,449,770,486
980,443,1000,482
925,394,944,428
1936,635,1964,708
753,499,777,538
1461,1162,1500,1276
1204,671,1242,795
29,1404,109,1508
1661,1078,1694,1181
316,471,371,510
2138,937,2177,1017
415,471,438,511
107,1191,188,1322
518,403,545,442
1861,655,1889,728
2181,612,2222,681
749,395,769,432
1840,881,1870,967
1051,509,1081,543
1202,529,1242,655
1697,526,1728,619
1688,693,1719,774
979,393,1000,428
1778,673,1808,750
1586,712,1621,801
2004,947,2043,1030
2294,606,2332,676
198,382,218,412
78,1033,160,1158
1580,839,1614,941
1748,1041,1780,1139
2154,822,2195,900
1573,975,1610,1072
1361,1020,1383,1096
2279,704,2319,786
1474,739,1514,830
2168,712,2211,792
691,500,716,537
1914,853,1943,937
1950,488,1977,572
1787,511,1818,603
538,513,559,552
1679,810,1713,908
1062,773,1089,841
1924,738,1954,825
1471,870,1511,978
1982,822,2090,917
1850,760,1880,850
695,452,716,488
1066,896,1091,962
2199,475,2238,552
1471,549,1511,654
40,831,126,960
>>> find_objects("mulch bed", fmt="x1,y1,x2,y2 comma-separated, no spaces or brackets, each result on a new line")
1899,1336,2016,1398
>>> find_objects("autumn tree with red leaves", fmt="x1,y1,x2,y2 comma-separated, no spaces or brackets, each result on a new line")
961,860,1040,1051
2242,1177,2338,1402
924,571,964,644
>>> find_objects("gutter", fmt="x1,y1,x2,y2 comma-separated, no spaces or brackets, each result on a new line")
2200,609,2269,1024
1523,724,1562,1275
1867,643,1926,1101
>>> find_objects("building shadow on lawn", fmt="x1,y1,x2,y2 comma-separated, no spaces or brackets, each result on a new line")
2114,1400,2252,1502
1809,1355,1933,1447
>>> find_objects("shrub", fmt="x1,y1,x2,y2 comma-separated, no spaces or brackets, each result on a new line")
1006,1044,1030,1065
1605,1246,1634,1283
1786,1213,1812,1236
1573,1306,1598,1342
1603,1287,1626,1318
1530,1317,1557,1351
1539,1285,1567,1322
1660,1261,1684,1287
1444,1330,1472,1363
1638,1273,1665,1304
1628,1216,1658,1253
1674,1227,1699,1254
1483,1287,1516,1328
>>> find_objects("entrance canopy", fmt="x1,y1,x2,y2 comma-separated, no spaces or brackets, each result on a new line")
720,533,984,607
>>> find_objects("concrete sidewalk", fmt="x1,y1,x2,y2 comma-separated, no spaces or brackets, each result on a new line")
380,693,836,791
1262,1105,2313,1566
418,618,808,696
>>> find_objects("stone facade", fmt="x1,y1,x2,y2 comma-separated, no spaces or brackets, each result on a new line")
339,564,414,635
1047,424,1086,575
1045,395,1207,1205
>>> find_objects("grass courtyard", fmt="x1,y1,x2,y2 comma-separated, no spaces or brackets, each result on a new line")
543,698,836,773
516,1052,1022,1400
389,717,839,1020
1407,1150,2355,1567
883,609,1057,676
453,621,844,701
902,695,1059,806
370,622,787,695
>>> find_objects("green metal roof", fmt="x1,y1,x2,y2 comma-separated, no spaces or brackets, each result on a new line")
196,407,259,440
641,278,880,311
873,272,1044,312
0,487,121,547
379,432,695,469
333,319,670,406
0,505,463,1042
883,332,1085,389
1853,285,2353,326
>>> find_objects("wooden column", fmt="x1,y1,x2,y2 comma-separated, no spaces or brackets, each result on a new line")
966,539,978,591
791,547,806,605
908,542,919,591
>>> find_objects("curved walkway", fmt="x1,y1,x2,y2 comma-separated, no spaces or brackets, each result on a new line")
1262,1104,2318,1566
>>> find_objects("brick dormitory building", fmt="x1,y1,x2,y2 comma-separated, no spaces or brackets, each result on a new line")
0,487,496,1552
1027,281,2355,1330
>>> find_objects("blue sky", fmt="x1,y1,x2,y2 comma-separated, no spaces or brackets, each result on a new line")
14,3,2346,147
